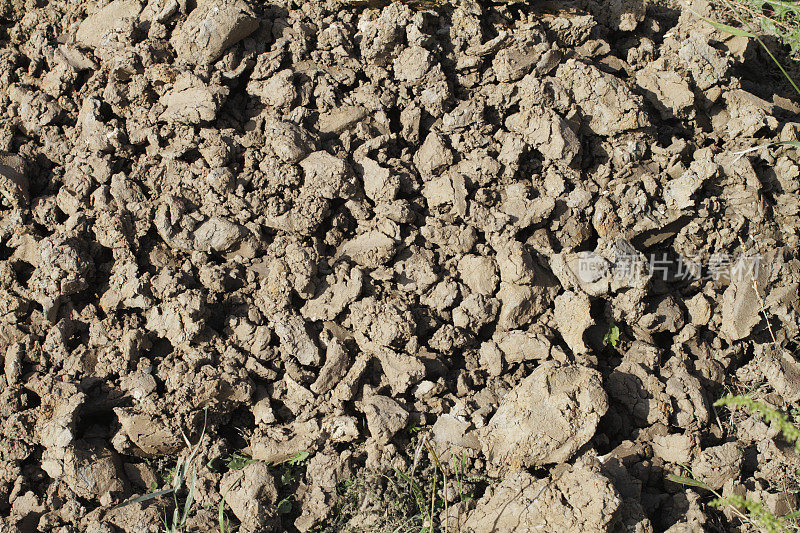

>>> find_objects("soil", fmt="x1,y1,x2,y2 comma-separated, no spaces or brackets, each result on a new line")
1,0,800,530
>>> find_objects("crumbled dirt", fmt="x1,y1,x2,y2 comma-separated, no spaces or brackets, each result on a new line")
2,0,800,530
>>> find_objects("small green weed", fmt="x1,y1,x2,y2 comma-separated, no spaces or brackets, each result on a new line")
669,467,793,533
225,451,256,471
211,448,313,529
277,458,304,485
669,394,800,532
276,495,294,515
286,450,310,466
716,395,800,451
603,322,620,348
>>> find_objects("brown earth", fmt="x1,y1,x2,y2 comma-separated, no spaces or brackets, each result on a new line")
1,0,800,531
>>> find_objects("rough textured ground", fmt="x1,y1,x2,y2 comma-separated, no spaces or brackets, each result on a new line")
2,0,800,530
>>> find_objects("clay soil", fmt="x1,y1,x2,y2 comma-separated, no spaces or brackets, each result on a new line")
2,0,800,530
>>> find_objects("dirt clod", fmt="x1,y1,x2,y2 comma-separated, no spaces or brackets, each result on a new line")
478,362,608,472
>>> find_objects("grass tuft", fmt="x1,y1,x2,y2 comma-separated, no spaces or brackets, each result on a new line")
117,416,207,533
325,433,488,532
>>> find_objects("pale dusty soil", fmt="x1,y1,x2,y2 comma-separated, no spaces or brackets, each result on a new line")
2,0,800,531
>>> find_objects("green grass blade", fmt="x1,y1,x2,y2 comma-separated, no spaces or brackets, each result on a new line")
181,466,198,527
754,35,800,99
705,17,757,36
218,496,228,533
115,488,174,508
667,473,714,490
172,457,185,491
761,0,800,13
171,506,180,532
